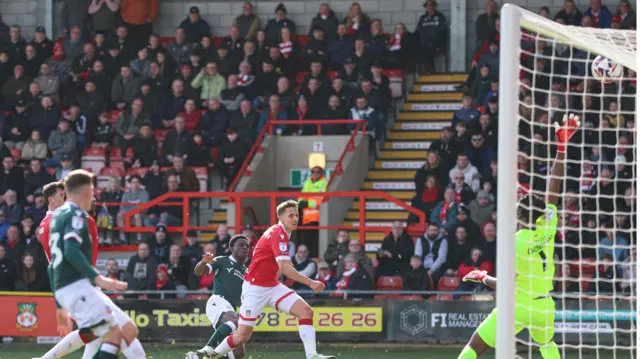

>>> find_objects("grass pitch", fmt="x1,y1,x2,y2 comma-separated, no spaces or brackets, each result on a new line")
0,344,620,359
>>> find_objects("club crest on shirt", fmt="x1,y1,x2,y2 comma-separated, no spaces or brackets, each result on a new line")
279,242,287,252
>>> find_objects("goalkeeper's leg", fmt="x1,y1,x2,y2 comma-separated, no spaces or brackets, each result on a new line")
530,298,560,359
457,309,496,358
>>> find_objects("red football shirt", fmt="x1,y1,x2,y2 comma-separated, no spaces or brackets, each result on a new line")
245,223,291,287
40,212,100,266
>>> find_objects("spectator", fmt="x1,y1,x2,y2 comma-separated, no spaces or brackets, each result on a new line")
218,129,247,189
415,222,448,285
219,74,245,112
111,65,142,109
349,96,381,140
328,24,354,71
140,175,179,228
222,25,245,64
292,244,317,282
73,43,97,74
376,221,414,278
2,225,25,263
429,127,457,171
416,0,447,74
34,63,60,103
447,205,481,240
592,256,618,293
466,132,495,176
179,6,211,44
336,239,373,279
452,95,481,129
89,0,120,37
161,79,187,129
105,258,128,285
24,159,54,202
199,98,228,147
411,175,441,220
61,26,86,65
116,98,147,157
618,0,636,29
0,52,10,86
162,115,195,164
314,261,336,292
234,2,261,41
189,132,212,168
240,43,260,77
76,79,105,123
471,64,493,105
335,253,373,299
65,104,88,153
182,229,203,267
92,111,113,148
130,123,157,167
265,3,296,44
130,47,151,79
98,177,123,244
351,38,373,77
229,99,259,141
148,223,171,263
192,62,226,107
430,187,458,231
0,156,25,201
386,23,412,70
31,26,53,61
3,100,30,149
584,0,613,28
6,25,26,64
117,174,149,243
368,20,388,59
2,190,23,225
404,256,430,291
257,95,288,135
554,0,583,26
14,251,49,291
213,225,231,256
237,61,255,89
0,245,16,290
152,263,176,296
120,0,159,48
299,80,326,124
167,244,191,291
456,247,494,294
166,156,199,192
103,42,128,79
303,27,329,70
415,151,450,196
598,225,629,263
344,2,371,39
469,191,495,227
180,99,202,134
142,161,163,199
126,242,158,290
443,225,473,278
620,247,636,295
476,0,498,48
323,230,349,272
449,153,481,192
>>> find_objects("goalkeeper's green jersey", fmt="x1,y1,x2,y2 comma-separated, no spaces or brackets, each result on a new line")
514,204,558,299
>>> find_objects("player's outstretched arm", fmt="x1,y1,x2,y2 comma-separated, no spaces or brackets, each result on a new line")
278,260,325,292
194,252,217,276
547,113,581,207
462,270,497,290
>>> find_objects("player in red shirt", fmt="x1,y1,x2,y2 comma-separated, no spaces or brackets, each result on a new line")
38,181,67,261
210,200,334,359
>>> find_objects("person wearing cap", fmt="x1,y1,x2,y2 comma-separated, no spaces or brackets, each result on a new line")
233,2,261,41
3,99,30,149
30,26,53,61
447,204,482,241
179,6,212,44
339,56,360,90
328,24,355,71
469,190,495,227
415,0,447,75
54,153,76,180
148,223,172,263
265,3,296,44
314,261,336,290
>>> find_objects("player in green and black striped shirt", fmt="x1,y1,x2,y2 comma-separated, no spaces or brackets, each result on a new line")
186,235,249,359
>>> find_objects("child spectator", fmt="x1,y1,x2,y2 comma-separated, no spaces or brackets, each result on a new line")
314,261,336,291
189,132,213,168
152,264,176,298
93,111,113,148
457,247,493,291
471,64,493,105
14,251,49,292
404,255,430,291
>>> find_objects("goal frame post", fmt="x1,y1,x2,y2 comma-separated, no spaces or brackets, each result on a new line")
497,4,639,359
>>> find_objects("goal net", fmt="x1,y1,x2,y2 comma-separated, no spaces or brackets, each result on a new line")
497,4,637,359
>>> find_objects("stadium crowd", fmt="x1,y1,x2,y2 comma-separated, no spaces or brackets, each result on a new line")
0,0,637,297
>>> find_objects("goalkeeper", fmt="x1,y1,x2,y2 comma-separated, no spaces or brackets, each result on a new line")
457,114,581,359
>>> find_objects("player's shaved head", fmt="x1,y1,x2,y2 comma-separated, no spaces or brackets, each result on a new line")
277,200,298,216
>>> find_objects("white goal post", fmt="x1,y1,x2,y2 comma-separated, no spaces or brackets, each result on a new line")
497,4,638,359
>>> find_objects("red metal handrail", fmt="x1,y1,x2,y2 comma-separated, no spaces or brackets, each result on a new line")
229,120,366,192
123,191,426,243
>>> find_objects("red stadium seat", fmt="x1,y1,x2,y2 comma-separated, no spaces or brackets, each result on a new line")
125,167,149,182
209,147,219,162
460,296,474,301
186,294,209,300
327,70,338,81
580,273,594,292
376,276,403,291
10,148,21,161
81,148,107,174
397,295,423,300
437,276,460,291
212,36,224,47
383,69,404,99
430,294,453,300
46,167,56,176
374,294,402,300
296,35,309,47
154,129,170,142
159,37,174,48
108,110,123,124
98,167,125,188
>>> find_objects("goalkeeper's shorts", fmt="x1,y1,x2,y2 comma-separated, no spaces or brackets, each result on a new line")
476,296,556,347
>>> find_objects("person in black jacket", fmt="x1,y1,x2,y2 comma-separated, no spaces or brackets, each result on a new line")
179,6,212,44
189,132,213,167
3,100,30,149
375,221,415,278
167,244,192,290
142,161,164,199
130,123,158,168
264,3,296,44
415,0,448,74
200,98,230,147
24,159,54,202
404,256,430,291
302,27,329,70
443,225,473,277
218,129,248,189
162,115,196,165
0,156,25,201
148,224,172,263
322,95,349,135
126,242,158,290
0,245,16,290
14,251,49,291
229,99,259,142
309,4,339,41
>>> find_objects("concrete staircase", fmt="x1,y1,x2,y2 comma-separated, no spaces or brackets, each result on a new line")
344,73,467,249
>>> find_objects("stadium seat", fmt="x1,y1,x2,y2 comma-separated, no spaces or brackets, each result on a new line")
459,296,474,301
430,294,453,300
376,276,403,291
81,148,106,174
397,295,423,300
108,110,123,124
10,148,21,161
192,166,209,192
186,294,209,300
209,147,219,162
580,273,594,292
125,167,149,182
327,70,339,81
154,129,170,142
46,167,56,176
98,167,125,188
159,37,173,48
212,36,224,47
382,69,404,99
373,294,402,300
295,34,309,47
437,276,461,291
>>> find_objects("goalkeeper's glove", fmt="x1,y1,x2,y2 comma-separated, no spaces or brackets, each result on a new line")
553,113,581,153
462,270,488,285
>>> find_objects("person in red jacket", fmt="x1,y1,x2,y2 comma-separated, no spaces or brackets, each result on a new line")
180,98,202,134
455,247,494,297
